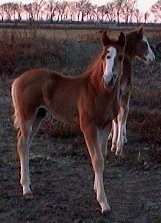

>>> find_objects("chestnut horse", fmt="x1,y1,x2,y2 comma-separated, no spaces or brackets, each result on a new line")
110,27,155,157
11,31,126,213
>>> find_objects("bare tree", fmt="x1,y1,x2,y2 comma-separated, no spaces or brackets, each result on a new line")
76,0,89,22
96,5,106,21
88,4,97,20
144,11,149,23
57,1,68,21
45,0,58,21
106,2,116,22
66,1,77,21
11,3,16,20
115,0,124,24
24,3,35,20
2,3,14,20
17,2,23,21
84,2,95,20
33,0,45,20
120,0,136,23
150,0,161,21
0,4,5,21
134,9,142,24
9,3,23,21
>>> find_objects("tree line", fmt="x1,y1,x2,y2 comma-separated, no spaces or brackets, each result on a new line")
0,0,161,24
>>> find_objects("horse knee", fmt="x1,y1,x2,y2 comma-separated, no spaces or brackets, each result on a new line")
92,155,104,172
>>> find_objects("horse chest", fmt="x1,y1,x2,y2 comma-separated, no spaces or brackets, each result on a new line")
94,98,119,127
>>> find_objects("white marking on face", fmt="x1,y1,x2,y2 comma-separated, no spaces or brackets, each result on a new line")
143,35,155,63
103,47,117,86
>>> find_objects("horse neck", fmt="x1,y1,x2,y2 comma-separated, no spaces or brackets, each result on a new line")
125,32,137,60
88,58,104,90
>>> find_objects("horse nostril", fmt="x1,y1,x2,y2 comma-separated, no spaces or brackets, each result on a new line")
108,76,114,87
102,73,115,88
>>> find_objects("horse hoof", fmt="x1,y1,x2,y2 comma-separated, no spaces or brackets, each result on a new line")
115,151,125,160
111,146,116,153
102,206,111,215
108,134,112,141
124,138,128,144
100,201,111,214
24,192,33,199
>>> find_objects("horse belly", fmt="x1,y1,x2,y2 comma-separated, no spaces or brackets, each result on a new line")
47,98,78,124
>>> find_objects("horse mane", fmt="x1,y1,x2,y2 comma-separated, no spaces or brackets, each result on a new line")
83,52,104,77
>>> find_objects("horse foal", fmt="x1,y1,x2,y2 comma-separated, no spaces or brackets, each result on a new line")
11,31,126,213
110,27,155,157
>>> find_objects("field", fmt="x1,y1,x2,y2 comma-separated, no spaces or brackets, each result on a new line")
1,26,161,223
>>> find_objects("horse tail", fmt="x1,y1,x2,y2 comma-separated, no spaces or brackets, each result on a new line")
11,80,21,129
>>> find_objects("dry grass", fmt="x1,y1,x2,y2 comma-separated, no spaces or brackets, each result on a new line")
129,109,161,144
0,28,101,42
0,29,64,75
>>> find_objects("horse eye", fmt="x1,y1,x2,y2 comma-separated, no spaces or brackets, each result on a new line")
119,55,123,61
142,41,148,50
106,55,111,59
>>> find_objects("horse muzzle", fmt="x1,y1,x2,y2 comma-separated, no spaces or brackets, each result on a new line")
102,76,115,88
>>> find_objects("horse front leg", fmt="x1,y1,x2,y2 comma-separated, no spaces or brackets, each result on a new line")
111,119,118,153
115,104,129,157
80,121,111,213
99,123,112,160
123,119,127,144
93,126,109,193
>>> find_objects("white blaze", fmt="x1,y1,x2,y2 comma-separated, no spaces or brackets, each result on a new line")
143,35,155,63
103,47,117,85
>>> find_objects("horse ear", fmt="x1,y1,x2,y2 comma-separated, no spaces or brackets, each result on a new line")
101,31,111,46
137,26,144,38
118,32,126,47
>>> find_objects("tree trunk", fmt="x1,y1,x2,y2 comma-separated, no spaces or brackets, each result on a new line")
81,12,84,21
50,13,53,22
117,12,120,24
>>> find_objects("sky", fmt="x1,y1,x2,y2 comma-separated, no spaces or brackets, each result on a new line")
0,0,158,13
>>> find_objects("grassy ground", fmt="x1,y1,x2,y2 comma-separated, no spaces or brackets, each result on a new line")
1,27,161,222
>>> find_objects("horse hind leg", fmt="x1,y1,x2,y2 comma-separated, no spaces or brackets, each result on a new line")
28,107,47,146
18,107,47,198
17,120,33,198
